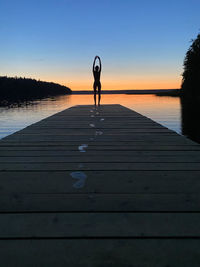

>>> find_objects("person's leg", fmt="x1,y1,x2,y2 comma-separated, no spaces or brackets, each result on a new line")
93,83,97,106
98,83,101,106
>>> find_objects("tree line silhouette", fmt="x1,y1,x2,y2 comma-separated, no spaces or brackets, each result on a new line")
0,76,71,102
181,33,200,98
156,33,200,98
181,33,200,143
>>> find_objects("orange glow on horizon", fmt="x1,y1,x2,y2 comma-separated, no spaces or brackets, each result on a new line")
61,79,181,90
39,74,181,90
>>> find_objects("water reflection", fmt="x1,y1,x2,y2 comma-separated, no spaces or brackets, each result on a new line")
0,94,181,140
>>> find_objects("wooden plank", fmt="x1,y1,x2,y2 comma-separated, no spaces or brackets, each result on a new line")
31,126,168,130
19,128,174,134
0,171,200,194
36,118,156,123
40,119,155,123
1,140,198,146
31,124,164,129
0,212,200,238
42,114,150,117
1,162,200,171
1,155,200,162
1,150,200,156
6,129,177,136
0,193,199,212
1,144,200,151
1,239,200,267
2,135,194,144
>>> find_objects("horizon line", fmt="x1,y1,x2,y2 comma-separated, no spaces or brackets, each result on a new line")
71,88,180,91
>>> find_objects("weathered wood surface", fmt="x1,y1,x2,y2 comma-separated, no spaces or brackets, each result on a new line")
2,239,200,267
1,212,200,237
1,104,200,266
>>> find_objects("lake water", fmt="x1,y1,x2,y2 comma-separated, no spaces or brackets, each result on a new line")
0,94,182,140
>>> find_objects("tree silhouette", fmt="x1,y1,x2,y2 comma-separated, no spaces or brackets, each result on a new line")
0,76,71,103
182,33,200,97
180,33,200,143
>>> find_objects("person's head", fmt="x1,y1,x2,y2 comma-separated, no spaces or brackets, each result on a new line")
95,65,99,71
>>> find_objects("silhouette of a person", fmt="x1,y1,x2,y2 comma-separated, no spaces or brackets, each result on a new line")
93,56,102,106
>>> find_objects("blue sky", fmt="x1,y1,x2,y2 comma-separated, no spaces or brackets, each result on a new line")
0,0,200,89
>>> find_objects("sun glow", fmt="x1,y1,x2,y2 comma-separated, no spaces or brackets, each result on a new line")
64,81,181,91
47,77,181,91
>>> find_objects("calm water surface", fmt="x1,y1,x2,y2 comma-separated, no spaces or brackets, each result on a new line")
0,94,181,140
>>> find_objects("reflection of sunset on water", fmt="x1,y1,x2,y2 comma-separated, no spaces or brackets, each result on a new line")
0,94,181,140
57,94,180,115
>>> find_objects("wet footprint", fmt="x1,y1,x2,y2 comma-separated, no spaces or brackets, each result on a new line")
78,163,84,168
95,130,103,136
78,144,88,152
70,171,87,188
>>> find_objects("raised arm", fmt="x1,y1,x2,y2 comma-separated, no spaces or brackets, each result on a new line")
93,56,97,72
98,57,102,72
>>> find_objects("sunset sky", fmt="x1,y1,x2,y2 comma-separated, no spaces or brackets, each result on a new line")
1,0,200,90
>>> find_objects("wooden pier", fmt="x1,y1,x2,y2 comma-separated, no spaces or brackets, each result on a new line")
1,104,200,266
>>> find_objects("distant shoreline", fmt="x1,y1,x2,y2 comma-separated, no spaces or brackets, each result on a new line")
72,89,179,95
0,76,71,106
